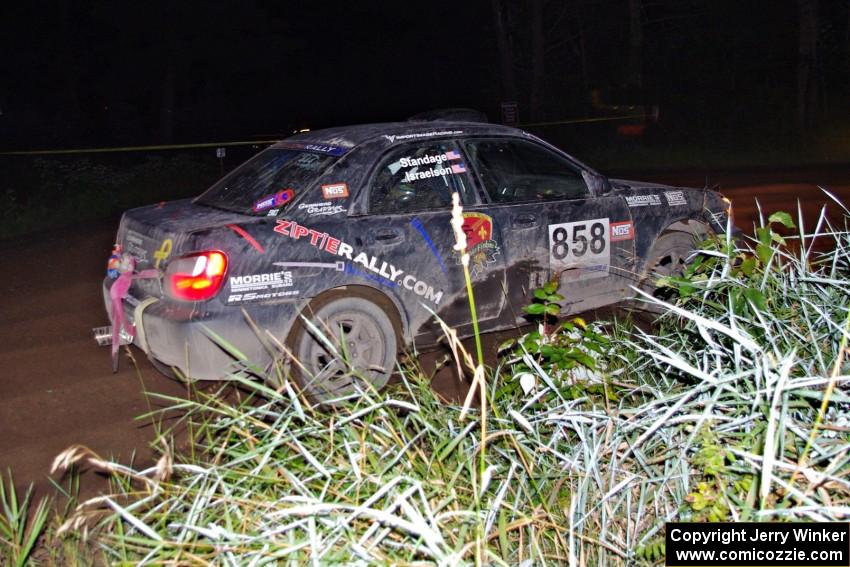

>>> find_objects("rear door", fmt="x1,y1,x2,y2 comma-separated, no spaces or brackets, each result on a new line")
463,138,635,318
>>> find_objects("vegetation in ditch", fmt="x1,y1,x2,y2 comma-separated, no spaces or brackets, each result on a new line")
6,198,849,565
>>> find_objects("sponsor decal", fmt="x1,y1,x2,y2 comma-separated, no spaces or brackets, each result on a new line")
403,163,468,182
228,289,299,303
625,194,662,207
275,141,348,156
253,189,295,213
456,213,501,276
383,130,463,144
153,238,173,269
548,218,611,281
273,220,443,304
610,221,635,242
124,230,148,264
298,201,346,216
399,151,462,168
273,261,345,271
295,153,321,169
227,270,294,304
267,208,280,217
321,182,349,200
528,269,548,292
410,217,447,274
664,190,687,206
708,210,727,227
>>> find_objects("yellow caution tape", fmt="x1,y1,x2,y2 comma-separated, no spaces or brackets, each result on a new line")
521,113,649,128
0,139,279,156
1,113,648,156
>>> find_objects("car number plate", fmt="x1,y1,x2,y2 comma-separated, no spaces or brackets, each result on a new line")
548,218,610,281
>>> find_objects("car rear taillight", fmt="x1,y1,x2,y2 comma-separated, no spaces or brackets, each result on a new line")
166,251,228,301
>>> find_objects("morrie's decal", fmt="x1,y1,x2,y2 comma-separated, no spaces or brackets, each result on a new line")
153,238,173,269
398,151,462,168
410,218,447,274
625,194,661,207
610,221,635,242
383,130,463,144
274,219,443,304
227,270,295,304
403,162,468,182
298,202,346,216
457,212,501,276
253,189,294,213
229,271,293,290
321,182,349,200
664,190,687,206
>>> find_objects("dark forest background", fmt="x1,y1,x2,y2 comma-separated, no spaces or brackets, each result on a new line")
1,1,848,237
1,1,846,154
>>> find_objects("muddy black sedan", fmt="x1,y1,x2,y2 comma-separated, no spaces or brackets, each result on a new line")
103,117,731,402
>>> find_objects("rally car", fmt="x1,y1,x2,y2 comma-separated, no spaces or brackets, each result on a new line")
102,117,731,402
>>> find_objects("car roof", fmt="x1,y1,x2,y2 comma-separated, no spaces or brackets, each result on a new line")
272,120,526,154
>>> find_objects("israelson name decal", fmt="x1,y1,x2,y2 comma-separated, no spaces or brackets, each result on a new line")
610,221,634,242
321,182,349,200
403,163,467,182
273,220,443,305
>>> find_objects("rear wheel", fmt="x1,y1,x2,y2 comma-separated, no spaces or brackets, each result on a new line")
286,295,398,403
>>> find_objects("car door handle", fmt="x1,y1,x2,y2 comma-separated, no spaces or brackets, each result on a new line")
512,213,538,228
372,228,404,245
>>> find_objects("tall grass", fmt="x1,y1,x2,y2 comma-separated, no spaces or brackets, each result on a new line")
0,471,50,567
44,200,850,565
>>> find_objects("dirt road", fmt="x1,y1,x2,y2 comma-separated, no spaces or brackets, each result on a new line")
1,167,848,502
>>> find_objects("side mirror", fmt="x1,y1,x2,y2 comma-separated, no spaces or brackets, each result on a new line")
582,170,611,195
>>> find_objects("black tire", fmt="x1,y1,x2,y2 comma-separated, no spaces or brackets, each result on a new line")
286,295,398,403
634,231,700,314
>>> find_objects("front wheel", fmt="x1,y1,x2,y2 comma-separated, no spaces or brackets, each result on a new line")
634,231,701,314
286,296,398,403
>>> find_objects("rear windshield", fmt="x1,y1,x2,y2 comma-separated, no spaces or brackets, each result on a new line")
195,148,337,215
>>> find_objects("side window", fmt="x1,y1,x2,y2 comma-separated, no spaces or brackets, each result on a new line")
369,142,475,214
464,139,589,203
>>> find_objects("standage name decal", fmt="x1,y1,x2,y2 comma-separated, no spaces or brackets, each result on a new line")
273,220,443,304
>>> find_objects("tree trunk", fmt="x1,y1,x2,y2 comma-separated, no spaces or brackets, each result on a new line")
797,0,819,132
627,0,643,91
530,0,546,121
491,0,517,103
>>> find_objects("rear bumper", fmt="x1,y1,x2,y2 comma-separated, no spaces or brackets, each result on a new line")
102,278,279,381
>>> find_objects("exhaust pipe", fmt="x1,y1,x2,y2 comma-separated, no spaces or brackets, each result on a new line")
92,325,133,347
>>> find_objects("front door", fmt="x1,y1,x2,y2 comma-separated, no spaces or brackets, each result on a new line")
463,137,635,319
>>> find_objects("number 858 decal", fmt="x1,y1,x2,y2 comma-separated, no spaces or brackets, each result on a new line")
548,218,611,280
